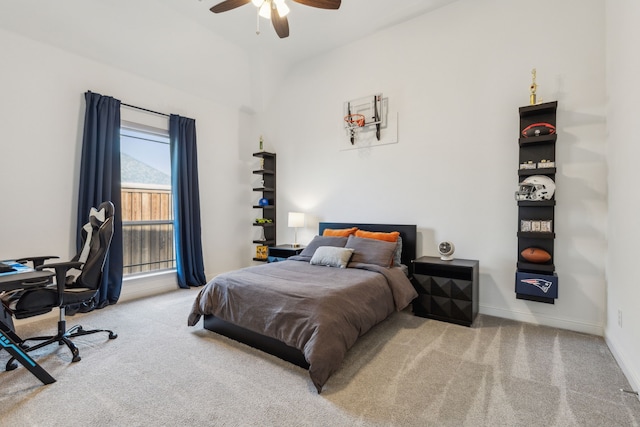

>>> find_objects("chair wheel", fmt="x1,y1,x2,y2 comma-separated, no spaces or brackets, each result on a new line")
109,332,118,339
6,361,18,371
72,355,81,363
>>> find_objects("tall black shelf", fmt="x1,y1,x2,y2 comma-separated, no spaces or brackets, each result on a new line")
515,101,558,304
252,152,276,262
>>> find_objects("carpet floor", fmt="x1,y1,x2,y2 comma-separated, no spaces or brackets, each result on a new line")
1,288,639,426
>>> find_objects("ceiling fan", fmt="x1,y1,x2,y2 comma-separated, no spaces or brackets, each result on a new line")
210,0,341,39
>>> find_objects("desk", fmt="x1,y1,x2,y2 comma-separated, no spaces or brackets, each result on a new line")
0,266,56,385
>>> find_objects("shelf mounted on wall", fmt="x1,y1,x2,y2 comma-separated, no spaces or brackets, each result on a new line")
515,101,558,304
252,151,276,262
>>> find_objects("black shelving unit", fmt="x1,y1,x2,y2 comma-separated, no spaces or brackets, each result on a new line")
515,101,558,303
252,152,276,262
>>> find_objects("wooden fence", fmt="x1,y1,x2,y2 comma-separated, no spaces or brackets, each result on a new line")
121,186,175,275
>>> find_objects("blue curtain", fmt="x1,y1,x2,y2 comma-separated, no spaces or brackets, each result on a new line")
78,91,124,307
170,115,206,288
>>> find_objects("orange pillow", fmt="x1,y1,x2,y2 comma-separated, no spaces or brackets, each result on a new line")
323,227,358,237
355,230,400,242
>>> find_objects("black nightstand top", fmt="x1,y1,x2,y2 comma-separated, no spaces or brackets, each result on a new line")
270,244,305,250
413,256,478,268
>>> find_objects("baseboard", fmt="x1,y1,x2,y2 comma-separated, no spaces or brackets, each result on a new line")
605,333,640,402
479,304,604,336
120,270,178,302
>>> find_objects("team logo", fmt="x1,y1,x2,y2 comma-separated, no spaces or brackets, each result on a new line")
520,278,553,293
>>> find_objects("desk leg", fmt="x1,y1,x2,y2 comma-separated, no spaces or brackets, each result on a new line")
0,328,56,385
1,303,15,332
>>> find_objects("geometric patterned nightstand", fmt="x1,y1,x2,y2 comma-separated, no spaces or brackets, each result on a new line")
411,256,479,327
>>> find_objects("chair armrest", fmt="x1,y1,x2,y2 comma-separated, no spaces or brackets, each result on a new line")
36,261,83,271
16,256,60,269
18,278,52,290
36,262,84,304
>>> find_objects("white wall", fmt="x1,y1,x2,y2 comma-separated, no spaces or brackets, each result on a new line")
258,0,608,335
605,0,640,395
0,28,253,286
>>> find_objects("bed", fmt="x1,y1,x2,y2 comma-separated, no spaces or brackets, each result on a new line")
188,222,417,392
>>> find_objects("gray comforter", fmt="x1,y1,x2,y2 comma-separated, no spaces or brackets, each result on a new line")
188,258,417,392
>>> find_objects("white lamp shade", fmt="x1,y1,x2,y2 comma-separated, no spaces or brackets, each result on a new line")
288,212,305,228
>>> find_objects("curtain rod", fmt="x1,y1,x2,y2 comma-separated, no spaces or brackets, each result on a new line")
121,103,170,118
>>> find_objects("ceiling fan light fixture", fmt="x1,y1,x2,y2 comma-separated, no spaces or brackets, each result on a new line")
274,0,290,17
258,1,271,19
251,0,264,7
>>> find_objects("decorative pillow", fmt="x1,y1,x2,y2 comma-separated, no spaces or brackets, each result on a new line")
298,235,348,259
345,235,398,267
310,246,354,269
355,229,400,243
322,227,358,237
392,236,403,267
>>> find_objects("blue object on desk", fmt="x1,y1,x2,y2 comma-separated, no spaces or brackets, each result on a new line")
0,261,33,276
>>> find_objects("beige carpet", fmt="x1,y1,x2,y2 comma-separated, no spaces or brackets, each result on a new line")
1,288,639,426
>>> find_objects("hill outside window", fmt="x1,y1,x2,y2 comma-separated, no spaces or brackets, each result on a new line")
120,123,176,276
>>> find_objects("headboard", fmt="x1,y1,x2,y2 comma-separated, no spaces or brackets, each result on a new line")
318,222,417,267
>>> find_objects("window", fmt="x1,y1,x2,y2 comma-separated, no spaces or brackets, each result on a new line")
120,123,175,275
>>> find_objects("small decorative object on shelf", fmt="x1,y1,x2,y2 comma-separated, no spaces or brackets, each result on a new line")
438,241,455,261
540,220,552,232
529,68,537,105
259,135,264,151
520,220,553,233
519,161,537,170
256,245,268,260
537,159,555,169
258,197,269,206
522,122,555,138
521,247,551,263
515,175,556,201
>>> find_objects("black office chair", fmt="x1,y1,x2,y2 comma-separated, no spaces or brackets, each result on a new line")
1,201,118,370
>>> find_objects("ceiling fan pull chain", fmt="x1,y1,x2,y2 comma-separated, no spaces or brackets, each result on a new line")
256,8,261,35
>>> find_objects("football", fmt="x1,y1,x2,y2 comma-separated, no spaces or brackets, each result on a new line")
520,247,552,263
521,122,556,138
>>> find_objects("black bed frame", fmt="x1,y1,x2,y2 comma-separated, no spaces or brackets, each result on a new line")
203,222,417,370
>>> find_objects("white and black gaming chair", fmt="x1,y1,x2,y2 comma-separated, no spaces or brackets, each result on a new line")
1,201,118,370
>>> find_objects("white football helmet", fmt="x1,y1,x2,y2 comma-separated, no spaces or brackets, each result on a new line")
515,175,556,201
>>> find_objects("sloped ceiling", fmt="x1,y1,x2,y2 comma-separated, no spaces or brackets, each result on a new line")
0,0,458,108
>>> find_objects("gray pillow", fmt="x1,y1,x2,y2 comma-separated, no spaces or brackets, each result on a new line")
299,235,348,258
310,246,354,269
345,235,397,267
393,236,403,267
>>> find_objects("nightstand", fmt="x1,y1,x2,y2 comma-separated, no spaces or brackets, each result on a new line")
411,256,479,327
267,244,305,263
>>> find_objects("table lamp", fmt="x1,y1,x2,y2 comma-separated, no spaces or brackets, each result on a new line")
288,212,305,247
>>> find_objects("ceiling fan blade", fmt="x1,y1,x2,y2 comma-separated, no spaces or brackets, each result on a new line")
292,0,341,9
210,0,252,14
271,11,290,38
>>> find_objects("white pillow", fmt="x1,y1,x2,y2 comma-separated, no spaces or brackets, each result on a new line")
309,246,354,269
